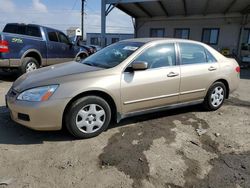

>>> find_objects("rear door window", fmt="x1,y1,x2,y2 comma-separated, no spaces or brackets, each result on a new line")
179,43,207,65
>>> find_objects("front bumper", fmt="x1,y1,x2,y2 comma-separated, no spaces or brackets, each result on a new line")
0,59,21,68
6,91,70,131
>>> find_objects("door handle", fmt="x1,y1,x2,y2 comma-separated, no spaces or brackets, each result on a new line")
208,66,217,71
167,72,179,77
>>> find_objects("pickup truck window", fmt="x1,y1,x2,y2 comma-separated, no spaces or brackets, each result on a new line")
58,32,70,44
26,26,41,37
3,24,41,38
48,32,59,42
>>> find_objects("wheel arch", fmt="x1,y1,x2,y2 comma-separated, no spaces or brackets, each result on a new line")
213,79,230,99
62,90,117,128
75,51,88,61
21,49,43,67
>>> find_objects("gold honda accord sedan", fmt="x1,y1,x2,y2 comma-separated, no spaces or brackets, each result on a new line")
6,38,240,138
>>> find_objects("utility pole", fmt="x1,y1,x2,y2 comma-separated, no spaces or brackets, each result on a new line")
81,0,85,40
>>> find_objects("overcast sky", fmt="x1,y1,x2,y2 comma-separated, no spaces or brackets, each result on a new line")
0,0,134,34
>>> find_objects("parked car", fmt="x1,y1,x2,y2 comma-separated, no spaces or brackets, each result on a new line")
69,36,96,55
89,45,102,52
0,23,89,74
6,38,240,138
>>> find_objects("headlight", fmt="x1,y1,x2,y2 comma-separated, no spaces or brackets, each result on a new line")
17,85,58,102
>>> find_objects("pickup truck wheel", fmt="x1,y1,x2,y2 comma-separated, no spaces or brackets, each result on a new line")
65,96,111,139
21,57,39,73
75,54,87,62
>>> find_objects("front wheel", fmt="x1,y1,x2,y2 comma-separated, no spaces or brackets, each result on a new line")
75,54,87,62
203,82,226,111
65,96,111,139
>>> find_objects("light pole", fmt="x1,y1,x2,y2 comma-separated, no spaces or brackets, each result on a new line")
81,0,85,40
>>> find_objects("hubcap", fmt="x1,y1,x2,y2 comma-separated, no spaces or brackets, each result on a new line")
26,62,37,72
76,104,106,134
211,86,224,107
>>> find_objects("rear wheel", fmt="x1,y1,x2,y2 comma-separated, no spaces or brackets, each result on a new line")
21,57,39,74
65,96,111,139
203,82,226,111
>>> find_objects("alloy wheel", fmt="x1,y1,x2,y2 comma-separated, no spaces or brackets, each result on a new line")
210,86,224,107
75,104,106,133
26,62,37,72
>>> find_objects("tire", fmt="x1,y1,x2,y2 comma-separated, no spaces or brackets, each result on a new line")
75,54,87,62
20,57,39,74
203,82,226,111
65,96,112,139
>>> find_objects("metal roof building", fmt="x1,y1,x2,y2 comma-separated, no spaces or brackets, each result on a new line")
101,0,250,59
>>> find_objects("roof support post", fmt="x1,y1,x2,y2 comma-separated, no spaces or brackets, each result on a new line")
237,14,248,59
101,0,106,47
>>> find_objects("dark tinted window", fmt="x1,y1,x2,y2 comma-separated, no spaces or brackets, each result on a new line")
3,24,25,35
134,43,176,69
58,32,69,44
26,26,41,37
112,38,119,43
48,32,59,42
179,43,207,65
202,28,219,45
3,24,41,37
90,37,99,45
174,28,190,39
150,28,165,37
3,24,19,33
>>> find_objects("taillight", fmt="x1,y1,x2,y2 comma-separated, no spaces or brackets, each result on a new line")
235,66,240,73
0,40,9,53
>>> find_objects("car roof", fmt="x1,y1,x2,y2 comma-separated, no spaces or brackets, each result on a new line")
122,38,204,45
121,38,227,61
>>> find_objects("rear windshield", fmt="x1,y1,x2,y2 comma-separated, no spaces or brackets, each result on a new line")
3,24,41,37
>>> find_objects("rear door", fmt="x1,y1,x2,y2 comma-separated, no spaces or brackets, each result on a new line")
121,42,180,114
178,42,219,102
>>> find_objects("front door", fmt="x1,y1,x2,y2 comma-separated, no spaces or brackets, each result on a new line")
57,32,75,60
121,43,180,114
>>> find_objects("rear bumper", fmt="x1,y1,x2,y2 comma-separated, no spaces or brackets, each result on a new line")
0,59,21,68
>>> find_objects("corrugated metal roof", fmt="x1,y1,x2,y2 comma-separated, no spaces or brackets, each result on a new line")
106,0,250,18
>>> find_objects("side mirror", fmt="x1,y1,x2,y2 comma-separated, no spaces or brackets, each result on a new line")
132,61,148,71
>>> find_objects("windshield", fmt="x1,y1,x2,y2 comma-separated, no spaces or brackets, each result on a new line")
80,42,144,68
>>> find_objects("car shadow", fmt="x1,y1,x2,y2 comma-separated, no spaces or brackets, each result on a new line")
0,70,20,83
0,104,204,145
110,104,203,130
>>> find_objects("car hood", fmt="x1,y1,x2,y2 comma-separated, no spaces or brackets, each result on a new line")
12,61,103,92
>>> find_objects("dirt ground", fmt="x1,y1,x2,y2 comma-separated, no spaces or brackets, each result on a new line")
0,69,250,188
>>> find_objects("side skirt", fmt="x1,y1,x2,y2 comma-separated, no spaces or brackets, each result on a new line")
116,99,204,123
